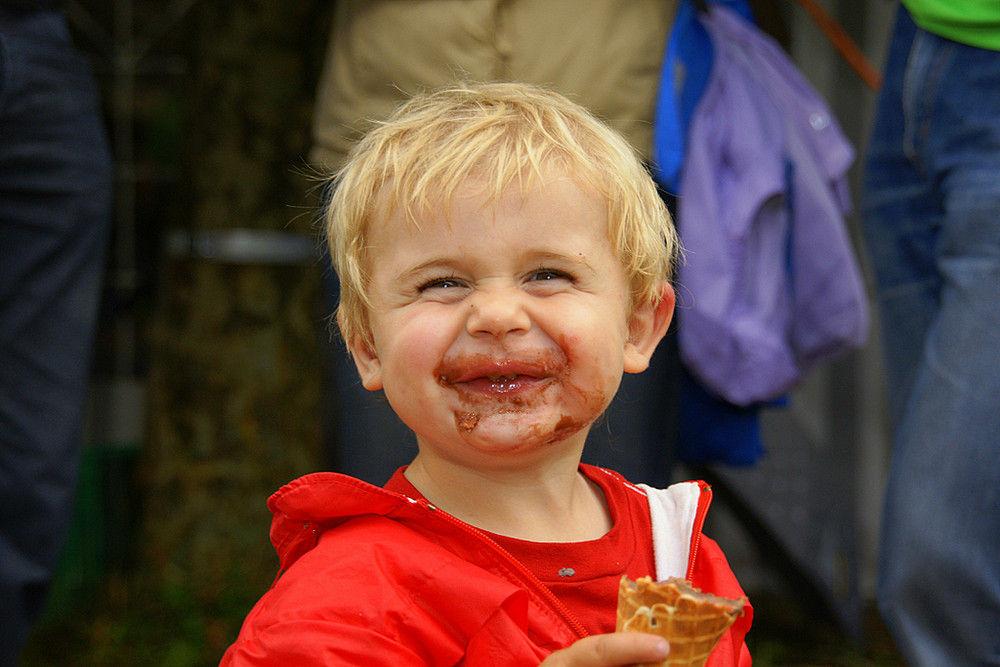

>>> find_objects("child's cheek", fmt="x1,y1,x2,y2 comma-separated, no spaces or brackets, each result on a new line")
400,326,447,369
556,333,624,427
380,314,448,382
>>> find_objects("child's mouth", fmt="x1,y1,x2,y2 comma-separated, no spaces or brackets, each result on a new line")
436,350,567,401
447,372,547,434
463,374,540,394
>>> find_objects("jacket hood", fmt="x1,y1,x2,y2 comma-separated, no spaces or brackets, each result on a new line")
266,472,417,573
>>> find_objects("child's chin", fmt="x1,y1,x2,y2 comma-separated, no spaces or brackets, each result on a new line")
457,413,586,452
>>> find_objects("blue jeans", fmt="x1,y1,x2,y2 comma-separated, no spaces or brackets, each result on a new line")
861,7,1000,666
0,9,112,664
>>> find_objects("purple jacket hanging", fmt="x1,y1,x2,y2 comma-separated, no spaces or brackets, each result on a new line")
676,5,869,406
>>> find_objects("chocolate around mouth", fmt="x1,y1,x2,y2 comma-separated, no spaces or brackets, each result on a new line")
436,349,567,388
457,412,480,432
438,372,535,387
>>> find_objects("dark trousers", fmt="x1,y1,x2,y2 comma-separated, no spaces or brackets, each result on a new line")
0,9,112,664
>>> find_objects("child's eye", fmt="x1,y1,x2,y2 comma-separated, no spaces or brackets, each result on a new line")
528,269,571,282
418,276,466,292
418,276,470,304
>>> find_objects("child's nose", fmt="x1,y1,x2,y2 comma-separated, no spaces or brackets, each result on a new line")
465,287,532,339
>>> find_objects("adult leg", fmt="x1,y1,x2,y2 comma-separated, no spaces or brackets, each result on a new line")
0,10,112,663
863,8,1000,665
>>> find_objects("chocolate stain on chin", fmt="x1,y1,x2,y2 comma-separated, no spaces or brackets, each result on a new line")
458,412,480,432
555,415,578,431
437,347,615,440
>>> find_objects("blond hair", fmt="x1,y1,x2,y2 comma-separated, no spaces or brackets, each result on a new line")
324,82,679,350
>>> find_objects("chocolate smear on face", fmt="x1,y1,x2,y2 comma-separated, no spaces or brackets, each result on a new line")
457,412,480,432
436,346,614,442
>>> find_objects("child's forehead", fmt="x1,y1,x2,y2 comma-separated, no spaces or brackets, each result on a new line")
371,167,610,234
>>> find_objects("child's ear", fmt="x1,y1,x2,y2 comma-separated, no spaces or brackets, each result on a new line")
348,336,384,391
340,312,384,391
623,281,675,374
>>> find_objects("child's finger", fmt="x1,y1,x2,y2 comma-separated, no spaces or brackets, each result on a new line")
539,632,669,667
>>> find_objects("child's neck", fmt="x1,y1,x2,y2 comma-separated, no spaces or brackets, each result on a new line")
404,454,612,543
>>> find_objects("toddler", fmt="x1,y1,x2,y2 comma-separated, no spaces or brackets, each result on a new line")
220,82,752,667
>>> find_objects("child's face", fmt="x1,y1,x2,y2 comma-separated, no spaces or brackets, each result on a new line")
349,167,670,470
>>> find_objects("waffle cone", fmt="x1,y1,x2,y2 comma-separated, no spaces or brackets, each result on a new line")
615,576,745,667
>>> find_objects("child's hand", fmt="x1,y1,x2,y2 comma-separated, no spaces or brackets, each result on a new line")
539,632,668,667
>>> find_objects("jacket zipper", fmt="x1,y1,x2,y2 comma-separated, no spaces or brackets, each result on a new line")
685,483,712,582
417,499,590,640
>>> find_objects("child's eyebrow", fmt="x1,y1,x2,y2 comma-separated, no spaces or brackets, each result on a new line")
526,250,596,270
397,258,458,282
395,250,598,283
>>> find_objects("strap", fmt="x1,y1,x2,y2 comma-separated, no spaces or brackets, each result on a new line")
790,0,883,91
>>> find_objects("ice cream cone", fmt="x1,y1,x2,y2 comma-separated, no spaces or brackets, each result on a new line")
616,576,745,667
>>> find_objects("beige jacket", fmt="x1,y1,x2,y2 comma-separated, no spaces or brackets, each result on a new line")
310,0,678,170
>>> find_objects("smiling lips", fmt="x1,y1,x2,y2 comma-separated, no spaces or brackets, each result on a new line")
457,374,546,394
437,354,561,397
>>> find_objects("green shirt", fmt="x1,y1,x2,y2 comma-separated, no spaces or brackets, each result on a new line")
903,0,1000,51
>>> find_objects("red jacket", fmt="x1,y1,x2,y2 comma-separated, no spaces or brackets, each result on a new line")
220,466,752,666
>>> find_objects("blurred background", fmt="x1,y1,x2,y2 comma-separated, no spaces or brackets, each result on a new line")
16,0,906,664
